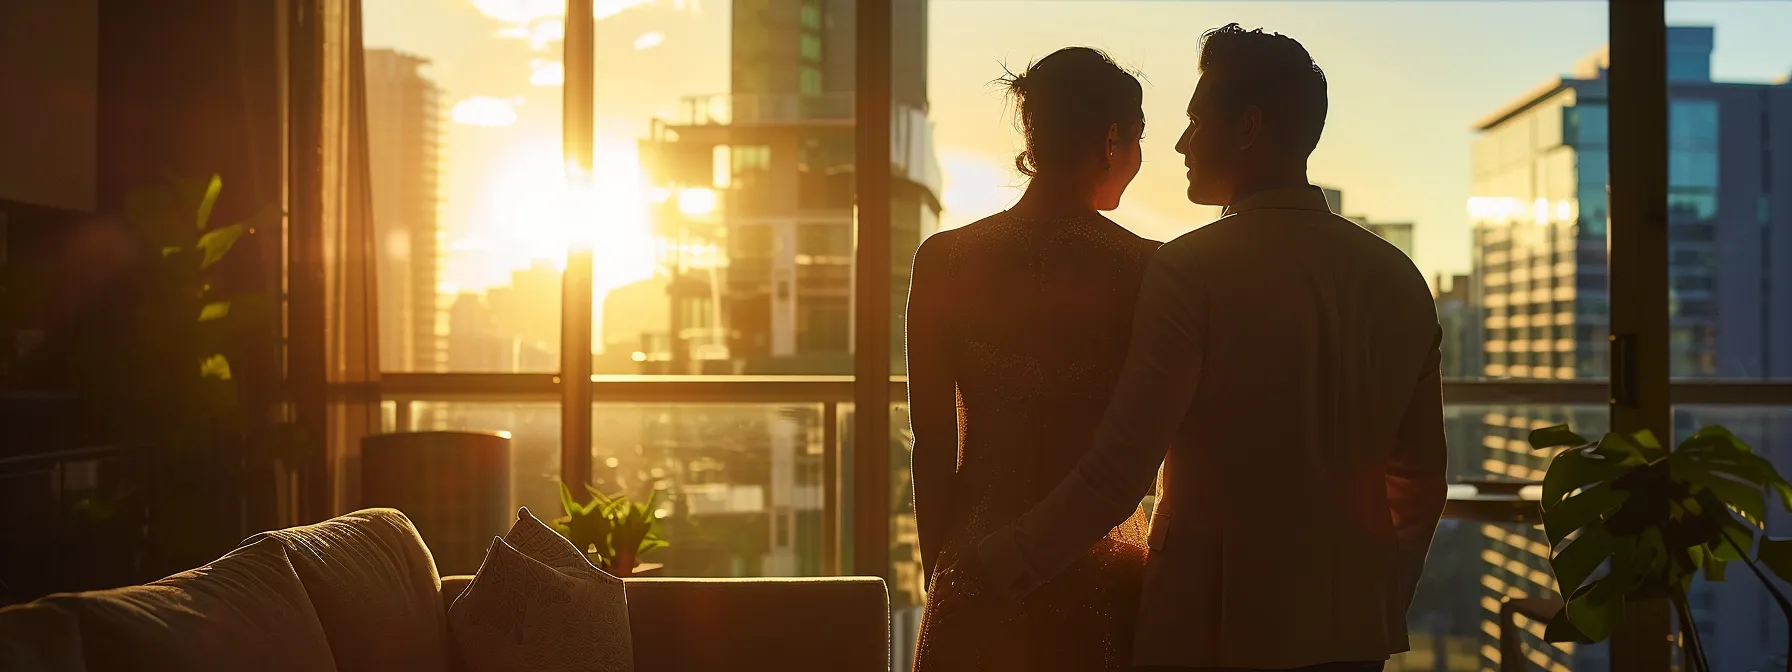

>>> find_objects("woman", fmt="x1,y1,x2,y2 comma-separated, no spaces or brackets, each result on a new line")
907,47,1158,671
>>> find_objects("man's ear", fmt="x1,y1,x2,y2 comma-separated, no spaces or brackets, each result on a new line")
1105,123,1120,156
1237,105,1263,151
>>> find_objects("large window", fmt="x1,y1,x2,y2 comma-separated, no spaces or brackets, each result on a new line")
340,2,1792,671
1661,4,1792,671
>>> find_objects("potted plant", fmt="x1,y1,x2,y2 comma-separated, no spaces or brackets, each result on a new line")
14,174,290,574
1529,423,1792,671
555,483,670,577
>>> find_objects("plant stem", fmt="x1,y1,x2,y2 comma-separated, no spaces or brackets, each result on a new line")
1671,589,1711,672
1718,526,1792,672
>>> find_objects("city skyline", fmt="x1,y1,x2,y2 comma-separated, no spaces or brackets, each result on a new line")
365,0,1792,312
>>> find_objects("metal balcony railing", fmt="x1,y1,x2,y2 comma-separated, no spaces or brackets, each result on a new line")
676,93,856,126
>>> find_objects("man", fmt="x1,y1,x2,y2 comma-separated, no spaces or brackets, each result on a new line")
967,24,1448,672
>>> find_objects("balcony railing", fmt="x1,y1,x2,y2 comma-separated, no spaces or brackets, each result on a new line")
676,93,856,127
347,374,1792,407
335,374,1792,670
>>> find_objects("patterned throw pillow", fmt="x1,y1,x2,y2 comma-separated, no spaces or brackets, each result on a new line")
449,507,634,672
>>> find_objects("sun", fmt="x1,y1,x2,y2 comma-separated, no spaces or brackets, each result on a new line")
484,135,657,298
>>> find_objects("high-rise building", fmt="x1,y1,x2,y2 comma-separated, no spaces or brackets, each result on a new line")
447,262,558,374
632,3,940,654
485,260,562,362
639,0,940,376
364,50,443,372
596,274,672,373
1435,273,1483,380
1320,186,1418,259
1469,26,1792,671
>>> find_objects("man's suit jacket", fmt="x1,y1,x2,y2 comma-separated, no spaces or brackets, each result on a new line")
977,186,1449,669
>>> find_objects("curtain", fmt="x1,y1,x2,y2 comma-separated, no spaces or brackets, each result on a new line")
291,0,380,519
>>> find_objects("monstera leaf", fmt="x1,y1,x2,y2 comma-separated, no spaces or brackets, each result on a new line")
1529,424,1792,672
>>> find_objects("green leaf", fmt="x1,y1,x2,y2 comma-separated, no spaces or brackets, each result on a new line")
197,224,246,270
559,482,580,518
1633,527,1673,593
1552,525,1615,597
1708,516,1754,561
198,302,230,322
1544,482,1628,546
1680,445,1792,512
1684,425,1752,453
1678,468,1768,526
1531,425,1590,450
1546,605,1596,643
1564,578,1626,642
1759,538,1792,585
193,175,221,231
1704,556,1728,582
637,537,669,556
1543,444,1638,509
199,354,232,381
1682,544,1706,576
1632,430,1668,460
1597,432,1649,462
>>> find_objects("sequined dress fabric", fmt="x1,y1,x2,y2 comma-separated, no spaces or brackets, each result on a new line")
913,212,1160,671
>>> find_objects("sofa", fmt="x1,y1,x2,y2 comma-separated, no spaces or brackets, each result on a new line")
0,508,890,671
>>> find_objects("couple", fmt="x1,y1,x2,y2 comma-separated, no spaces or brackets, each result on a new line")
906,25,1448,672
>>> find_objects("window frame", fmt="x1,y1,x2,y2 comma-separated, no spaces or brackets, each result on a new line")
309,3,1792,669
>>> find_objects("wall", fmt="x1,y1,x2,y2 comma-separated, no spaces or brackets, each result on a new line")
0,0,98,212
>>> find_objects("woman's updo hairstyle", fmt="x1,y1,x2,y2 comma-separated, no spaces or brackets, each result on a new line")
1000,47,1144,178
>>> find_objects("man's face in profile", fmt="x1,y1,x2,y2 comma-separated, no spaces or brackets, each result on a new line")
1174,76,1241,207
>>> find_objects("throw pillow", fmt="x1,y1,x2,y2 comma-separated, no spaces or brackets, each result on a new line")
449,507,634,672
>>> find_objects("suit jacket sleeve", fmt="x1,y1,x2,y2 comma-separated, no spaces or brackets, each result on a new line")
976,249,1206,600
1386,325,1448,616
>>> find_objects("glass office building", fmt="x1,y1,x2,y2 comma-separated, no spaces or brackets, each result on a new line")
1469,26,1792,671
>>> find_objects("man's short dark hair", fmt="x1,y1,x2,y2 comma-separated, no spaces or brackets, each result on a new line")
1197,23,1328,157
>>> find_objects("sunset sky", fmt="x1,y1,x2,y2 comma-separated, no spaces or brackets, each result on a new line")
363,0,1792,301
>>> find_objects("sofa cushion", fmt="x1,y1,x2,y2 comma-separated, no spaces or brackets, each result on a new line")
626,578,889,672
253,507,444,672
441,576,894,672
448,507,633,672
0,596,86,671
0,536,338,672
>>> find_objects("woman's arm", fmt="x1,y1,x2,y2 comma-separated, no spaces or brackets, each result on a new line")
906,234,958,586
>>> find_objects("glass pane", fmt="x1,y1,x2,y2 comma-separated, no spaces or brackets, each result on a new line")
1448,405,1609,485
908,3,1614,670
1659,4,1792,665
1422,404,1607,672
1468,16,1613,383
363,1,570,372
1659,3,1792,383
889,403,923,672
408,400,563,532
1674,405,1792,672
591,403,828,576
615,0,889,376
1396,520,1610,672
